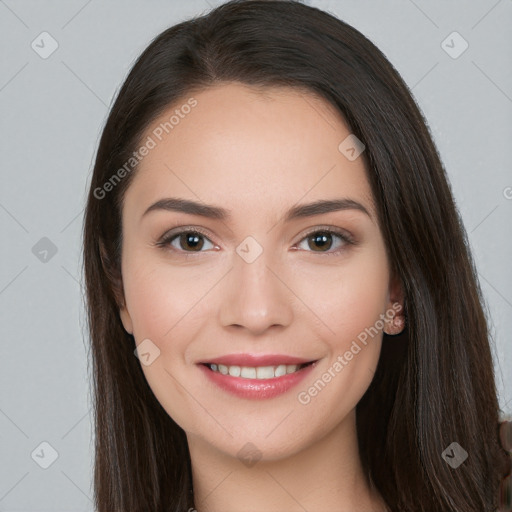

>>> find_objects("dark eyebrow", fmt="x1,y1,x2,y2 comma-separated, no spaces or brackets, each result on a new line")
283,198,370,221
142,197,371,221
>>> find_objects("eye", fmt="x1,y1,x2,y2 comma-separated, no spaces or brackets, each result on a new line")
295,228,353,255
155,226,354,256
156,228,216,253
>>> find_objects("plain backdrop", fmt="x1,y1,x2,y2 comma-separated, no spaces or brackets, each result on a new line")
1,0,511,510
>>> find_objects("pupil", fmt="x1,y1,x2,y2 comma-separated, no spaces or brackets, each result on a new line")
182,232,203,250
310,232,331,251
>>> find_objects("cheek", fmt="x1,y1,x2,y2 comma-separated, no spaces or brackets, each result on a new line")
123,253,204,344
293,246,390,344
298,248,389,412
122,257,206,429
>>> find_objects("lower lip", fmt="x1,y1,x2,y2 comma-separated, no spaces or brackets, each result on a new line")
198,362,317,400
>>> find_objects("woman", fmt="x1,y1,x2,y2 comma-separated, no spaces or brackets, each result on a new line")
82,0,511,510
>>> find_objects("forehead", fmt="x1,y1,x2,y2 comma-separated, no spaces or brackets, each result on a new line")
123,82,375,224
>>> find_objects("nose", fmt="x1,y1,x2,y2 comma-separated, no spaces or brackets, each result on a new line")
218,248,294,335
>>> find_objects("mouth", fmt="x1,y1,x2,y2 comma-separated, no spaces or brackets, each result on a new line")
198,358,319,400
200,360,317,380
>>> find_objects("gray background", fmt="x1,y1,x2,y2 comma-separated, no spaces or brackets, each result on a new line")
1,0,511,510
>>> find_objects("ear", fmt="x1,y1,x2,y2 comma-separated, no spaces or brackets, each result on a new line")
119,304,134,335
384,270,406,335
98,238,133,335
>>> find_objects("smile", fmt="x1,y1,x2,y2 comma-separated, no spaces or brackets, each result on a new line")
205,362,311,379
198,360,318,400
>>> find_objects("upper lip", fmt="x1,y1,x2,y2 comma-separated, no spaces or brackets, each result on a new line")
199,354,317,367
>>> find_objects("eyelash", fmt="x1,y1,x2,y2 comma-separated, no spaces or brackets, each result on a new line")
154,225,355,258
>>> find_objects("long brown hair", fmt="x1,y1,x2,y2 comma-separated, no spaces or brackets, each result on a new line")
82,1,511,510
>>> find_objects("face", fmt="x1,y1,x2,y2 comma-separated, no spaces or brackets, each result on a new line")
118,82,403,461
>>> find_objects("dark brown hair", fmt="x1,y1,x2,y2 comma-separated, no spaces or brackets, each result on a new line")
82,1,511,510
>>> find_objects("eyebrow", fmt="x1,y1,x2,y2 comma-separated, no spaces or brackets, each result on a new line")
142,197,371,222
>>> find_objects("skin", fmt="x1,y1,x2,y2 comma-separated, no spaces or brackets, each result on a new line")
118,82,404,512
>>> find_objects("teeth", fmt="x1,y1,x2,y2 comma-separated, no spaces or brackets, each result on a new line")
208,363,305,379
241,367,256,378
275,364,287,377
228,365,241,377
256,366,274,379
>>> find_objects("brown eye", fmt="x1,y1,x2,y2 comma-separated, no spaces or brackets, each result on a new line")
297,229,352,254
307,232,334,252
159,229,215,253
178,232,205,251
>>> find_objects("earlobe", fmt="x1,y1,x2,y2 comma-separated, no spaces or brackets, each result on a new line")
119,306,134,335
384,272,406,336
383,305,405,336
98,237,132,334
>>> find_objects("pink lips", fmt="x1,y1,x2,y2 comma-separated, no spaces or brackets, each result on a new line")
197,354,318,400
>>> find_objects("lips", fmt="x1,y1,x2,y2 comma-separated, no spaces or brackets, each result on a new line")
198,358,318,399
198,353,317,367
